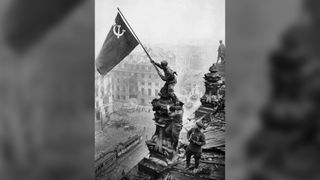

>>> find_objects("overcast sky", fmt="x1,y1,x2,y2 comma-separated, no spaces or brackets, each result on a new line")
95,0,225,56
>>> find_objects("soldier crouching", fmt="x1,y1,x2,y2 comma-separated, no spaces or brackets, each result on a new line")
186,121,206,169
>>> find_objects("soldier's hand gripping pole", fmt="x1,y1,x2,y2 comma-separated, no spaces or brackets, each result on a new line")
152,62,161,74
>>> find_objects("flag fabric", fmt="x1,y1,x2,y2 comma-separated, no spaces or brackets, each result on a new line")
96,13,139,75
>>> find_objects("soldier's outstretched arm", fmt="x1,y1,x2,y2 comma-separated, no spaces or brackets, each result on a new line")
153,61,163,69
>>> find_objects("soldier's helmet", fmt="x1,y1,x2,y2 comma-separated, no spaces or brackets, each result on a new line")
160,60,168,68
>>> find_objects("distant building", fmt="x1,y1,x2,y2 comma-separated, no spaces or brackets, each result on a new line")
95,71,113,120
96,48,176,109
110,58,164,105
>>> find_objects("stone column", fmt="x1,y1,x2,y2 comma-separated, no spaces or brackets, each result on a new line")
145,95,183,166
195,65,222,122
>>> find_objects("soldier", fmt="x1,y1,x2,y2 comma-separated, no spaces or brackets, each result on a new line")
166,105,183,150
186,121,206,169
216,40,226,64
151,59,179,104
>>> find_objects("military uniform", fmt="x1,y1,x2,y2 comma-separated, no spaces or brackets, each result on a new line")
153,61,178,104
186,123,206,168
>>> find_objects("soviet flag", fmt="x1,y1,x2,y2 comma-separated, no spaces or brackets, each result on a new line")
96,13,139,75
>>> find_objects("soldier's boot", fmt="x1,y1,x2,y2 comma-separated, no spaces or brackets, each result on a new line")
186,151,191,168
195,157,200,169
194,152,201,168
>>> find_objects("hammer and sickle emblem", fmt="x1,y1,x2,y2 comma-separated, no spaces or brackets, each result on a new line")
113,23,126,39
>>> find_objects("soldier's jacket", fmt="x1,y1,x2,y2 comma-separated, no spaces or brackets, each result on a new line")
187,128,206,152
154,62,177,84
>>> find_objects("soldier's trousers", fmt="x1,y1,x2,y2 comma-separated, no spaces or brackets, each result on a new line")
217,54,225,63
160,82,178,103
185,147,201,168
165,122,182,150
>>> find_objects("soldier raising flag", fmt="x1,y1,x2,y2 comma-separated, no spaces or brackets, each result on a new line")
151,59,179,105
96,8,181,105
96,8,179,102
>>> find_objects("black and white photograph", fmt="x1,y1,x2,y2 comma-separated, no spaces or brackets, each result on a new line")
2,1,320,180
95,0,225,179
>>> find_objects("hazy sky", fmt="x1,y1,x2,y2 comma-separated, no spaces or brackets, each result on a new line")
95,0,225,56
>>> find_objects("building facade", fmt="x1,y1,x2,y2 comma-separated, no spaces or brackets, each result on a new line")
96,48,176,112
111,58,164,105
